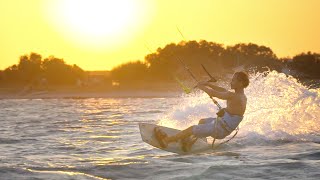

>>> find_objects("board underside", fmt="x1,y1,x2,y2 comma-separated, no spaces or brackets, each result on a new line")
139,123,211,154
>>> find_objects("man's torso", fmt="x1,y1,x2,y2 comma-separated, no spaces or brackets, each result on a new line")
226,93,247,116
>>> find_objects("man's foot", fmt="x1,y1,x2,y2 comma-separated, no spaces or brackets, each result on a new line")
180,136,198,152
154,127,168,148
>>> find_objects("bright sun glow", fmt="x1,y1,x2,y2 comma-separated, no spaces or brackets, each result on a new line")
45,0,154,50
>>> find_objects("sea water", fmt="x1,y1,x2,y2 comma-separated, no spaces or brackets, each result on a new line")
0,71,319,179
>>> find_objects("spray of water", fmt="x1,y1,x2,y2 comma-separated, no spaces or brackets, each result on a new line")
158,70,320,143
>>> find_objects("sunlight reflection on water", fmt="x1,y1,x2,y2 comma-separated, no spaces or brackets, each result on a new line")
0,72,319,179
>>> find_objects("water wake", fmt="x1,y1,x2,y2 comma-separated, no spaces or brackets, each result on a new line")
158,71,320,143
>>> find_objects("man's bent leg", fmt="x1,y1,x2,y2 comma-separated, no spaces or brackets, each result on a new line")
198,118,215,125
198,119,206,125
164,126,193,143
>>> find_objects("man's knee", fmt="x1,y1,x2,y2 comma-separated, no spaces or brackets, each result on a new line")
178,126,194,139
198,119,206,125
184,126,193,132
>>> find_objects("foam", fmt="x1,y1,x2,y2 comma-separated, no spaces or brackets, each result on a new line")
158,71,320,143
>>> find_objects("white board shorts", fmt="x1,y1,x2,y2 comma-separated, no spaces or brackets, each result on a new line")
192,112,243,139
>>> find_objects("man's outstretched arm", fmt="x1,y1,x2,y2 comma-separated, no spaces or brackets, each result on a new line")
205,82,228,92
197,82,233,100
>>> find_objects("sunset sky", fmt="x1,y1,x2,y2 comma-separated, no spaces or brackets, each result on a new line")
0,0,319,70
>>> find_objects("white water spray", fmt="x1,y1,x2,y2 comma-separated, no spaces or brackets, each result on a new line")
158,71,320,143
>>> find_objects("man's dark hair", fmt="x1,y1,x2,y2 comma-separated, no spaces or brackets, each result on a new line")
235,71,249,88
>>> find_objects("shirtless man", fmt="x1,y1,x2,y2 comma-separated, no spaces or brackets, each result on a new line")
154,71,249,151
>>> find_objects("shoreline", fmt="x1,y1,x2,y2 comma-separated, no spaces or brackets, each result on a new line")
0,89,182,99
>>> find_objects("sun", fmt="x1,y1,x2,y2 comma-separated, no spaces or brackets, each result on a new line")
44,0,154,50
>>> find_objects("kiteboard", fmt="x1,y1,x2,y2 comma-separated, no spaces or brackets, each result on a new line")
139,123,211,154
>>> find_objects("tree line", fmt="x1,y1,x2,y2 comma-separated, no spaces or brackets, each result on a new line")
111,40,319,85
0,41,319,87
0,53,86,86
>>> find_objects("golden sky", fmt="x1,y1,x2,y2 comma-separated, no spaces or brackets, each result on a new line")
0,0,319,70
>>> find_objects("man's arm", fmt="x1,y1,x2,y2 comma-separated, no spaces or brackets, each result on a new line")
205,82,228,92
197,83,234,100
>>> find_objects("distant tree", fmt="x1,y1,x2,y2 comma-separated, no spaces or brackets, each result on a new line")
17,52,42,83
0,70,3,83
145,41,226,81
71,64,86,81
178,40,225,75
145,43,178,82
2,65,20,83
221,43,281,71
1,52,86,86
289,52,320,78
42,56,86,85
110,61,148,84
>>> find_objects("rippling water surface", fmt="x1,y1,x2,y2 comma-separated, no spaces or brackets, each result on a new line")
0,71,319,180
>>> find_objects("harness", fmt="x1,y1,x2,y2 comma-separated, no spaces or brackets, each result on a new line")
211,108,240,149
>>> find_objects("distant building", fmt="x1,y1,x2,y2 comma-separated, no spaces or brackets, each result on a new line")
85,71,111,86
